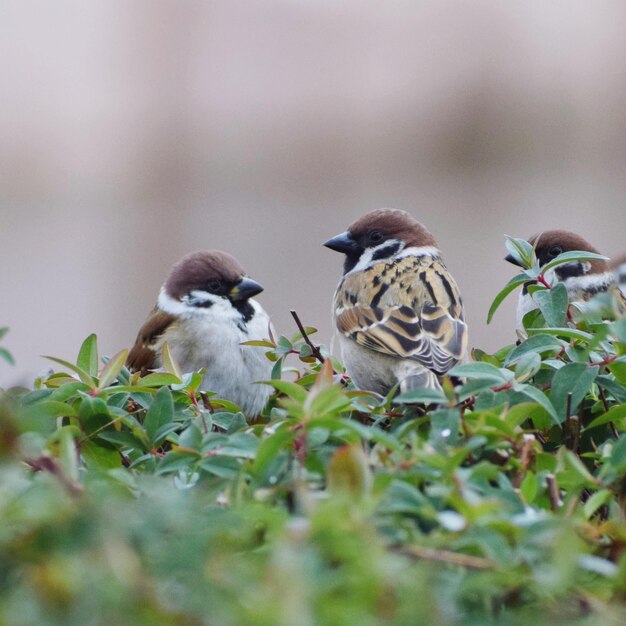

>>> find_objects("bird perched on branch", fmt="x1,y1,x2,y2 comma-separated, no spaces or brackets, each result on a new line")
505,230,626,331
324,208,468,395
127,250,273,415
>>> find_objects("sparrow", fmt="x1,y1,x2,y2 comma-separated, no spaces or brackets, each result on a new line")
324,208,468,395
610,253,626,297
505,230,626,330
127,250,273,415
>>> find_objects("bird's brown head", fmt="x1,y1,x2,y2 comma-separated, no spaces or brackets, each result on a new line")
165,250,263,303
505,230,608,276
324,209,439,273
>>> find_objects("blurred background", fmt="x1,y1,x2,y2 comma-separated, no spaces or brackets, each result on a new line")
2,0,626,387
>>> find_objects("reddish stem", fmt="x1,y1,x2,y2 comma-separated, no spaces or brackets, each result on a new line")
491,382,513,393
589,355,617,368
537,274,551,289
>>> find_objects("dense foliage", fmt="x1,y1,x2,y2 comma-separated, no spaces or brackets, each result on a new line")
2,241,626,625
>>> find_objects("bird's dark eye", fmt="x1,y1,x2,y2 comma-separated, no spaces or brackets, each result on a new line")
369,230,384,244
548,245,563,258
207,279,223,292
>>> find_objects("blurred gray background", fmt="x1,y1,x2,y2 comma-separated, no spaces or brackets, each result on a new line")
2,0,626,387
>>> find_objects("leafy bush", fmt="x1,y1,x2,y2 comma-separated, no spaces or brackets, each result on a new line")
2,243,626,625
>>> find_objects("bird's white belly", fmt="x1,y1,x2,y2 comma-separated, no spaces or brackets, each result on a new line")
157,305,273,415
338,334,439,394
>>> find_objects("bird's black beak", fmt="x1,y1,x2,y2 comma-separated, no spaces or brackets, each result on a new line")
323,231,359,254
230,277,264,301
504,253,523,268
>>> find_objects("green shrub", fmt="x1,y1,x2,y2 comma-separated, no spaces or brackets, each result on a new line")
2,244,626,625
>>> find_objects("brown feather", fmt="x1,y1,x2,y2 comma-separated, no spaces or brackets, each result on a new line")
347,208,438,249
334,255,467,374
165,250,245,300
127,309,177,374
529,230,609,273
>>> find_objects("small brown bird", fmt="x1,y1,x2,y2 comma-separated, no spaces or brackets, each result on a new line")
610,253,626,298
127,250,273,415
505,230,626,329
324,208,468,394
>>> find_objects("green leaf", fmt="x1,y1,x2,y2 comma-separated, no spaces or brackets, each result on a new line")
217,433,259,459
42,355,97,390
98,349,129,390
609,435,626,472
520,472,538,504
327,444,371,498
161,341,183,380
144,386,174,444
514,352,541,383
252,428,293,475
78,394,112,435
504,235,535,269
504,334,566,366
58,425,79,481
608,358,626,385
586,404,626,430
394,388,447,404
428,408,460,448
200,456,241,478
514,384,558,423
0,347,15,365
98,430,149,450
271,357,283,380
77,334,98,377
138,372,183,387
550,363,599,422
610,316,626,344
583,489,612,519
526,327,593,342
449,362,513,383
240,340,276,347
336,419,402,451
49,381,92,402
19,400,78,434
0,326,9,341
533,283,568,327
541,250,609,275
81,440,122,470
263,379,307,403
596,376,626,403
487,273,529,324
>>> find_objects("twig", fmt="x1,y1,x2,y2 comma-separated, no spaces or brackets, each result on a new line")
598,387,619,439
589,355,617,367
598,386,609,413
537,274,551,289
25,456,83,497
389,544,495,570
199,391,215,414
290,310,326,364
545,473,562,511
564,415,580,452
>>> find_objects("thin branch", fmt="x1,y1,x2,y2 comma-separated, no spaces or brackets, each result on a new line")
598,386,610,412
597,387,619,439
199,391,215,414
25,456,83,497
537,274,551,289
545,473,562,511
565,392,573,420
390,544,495,570
290,309,326,364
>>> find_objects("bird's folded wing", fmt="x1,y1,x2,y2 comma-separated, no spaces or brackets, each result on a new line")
127,309,177,374
615,287,626,315
335,260,467,374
